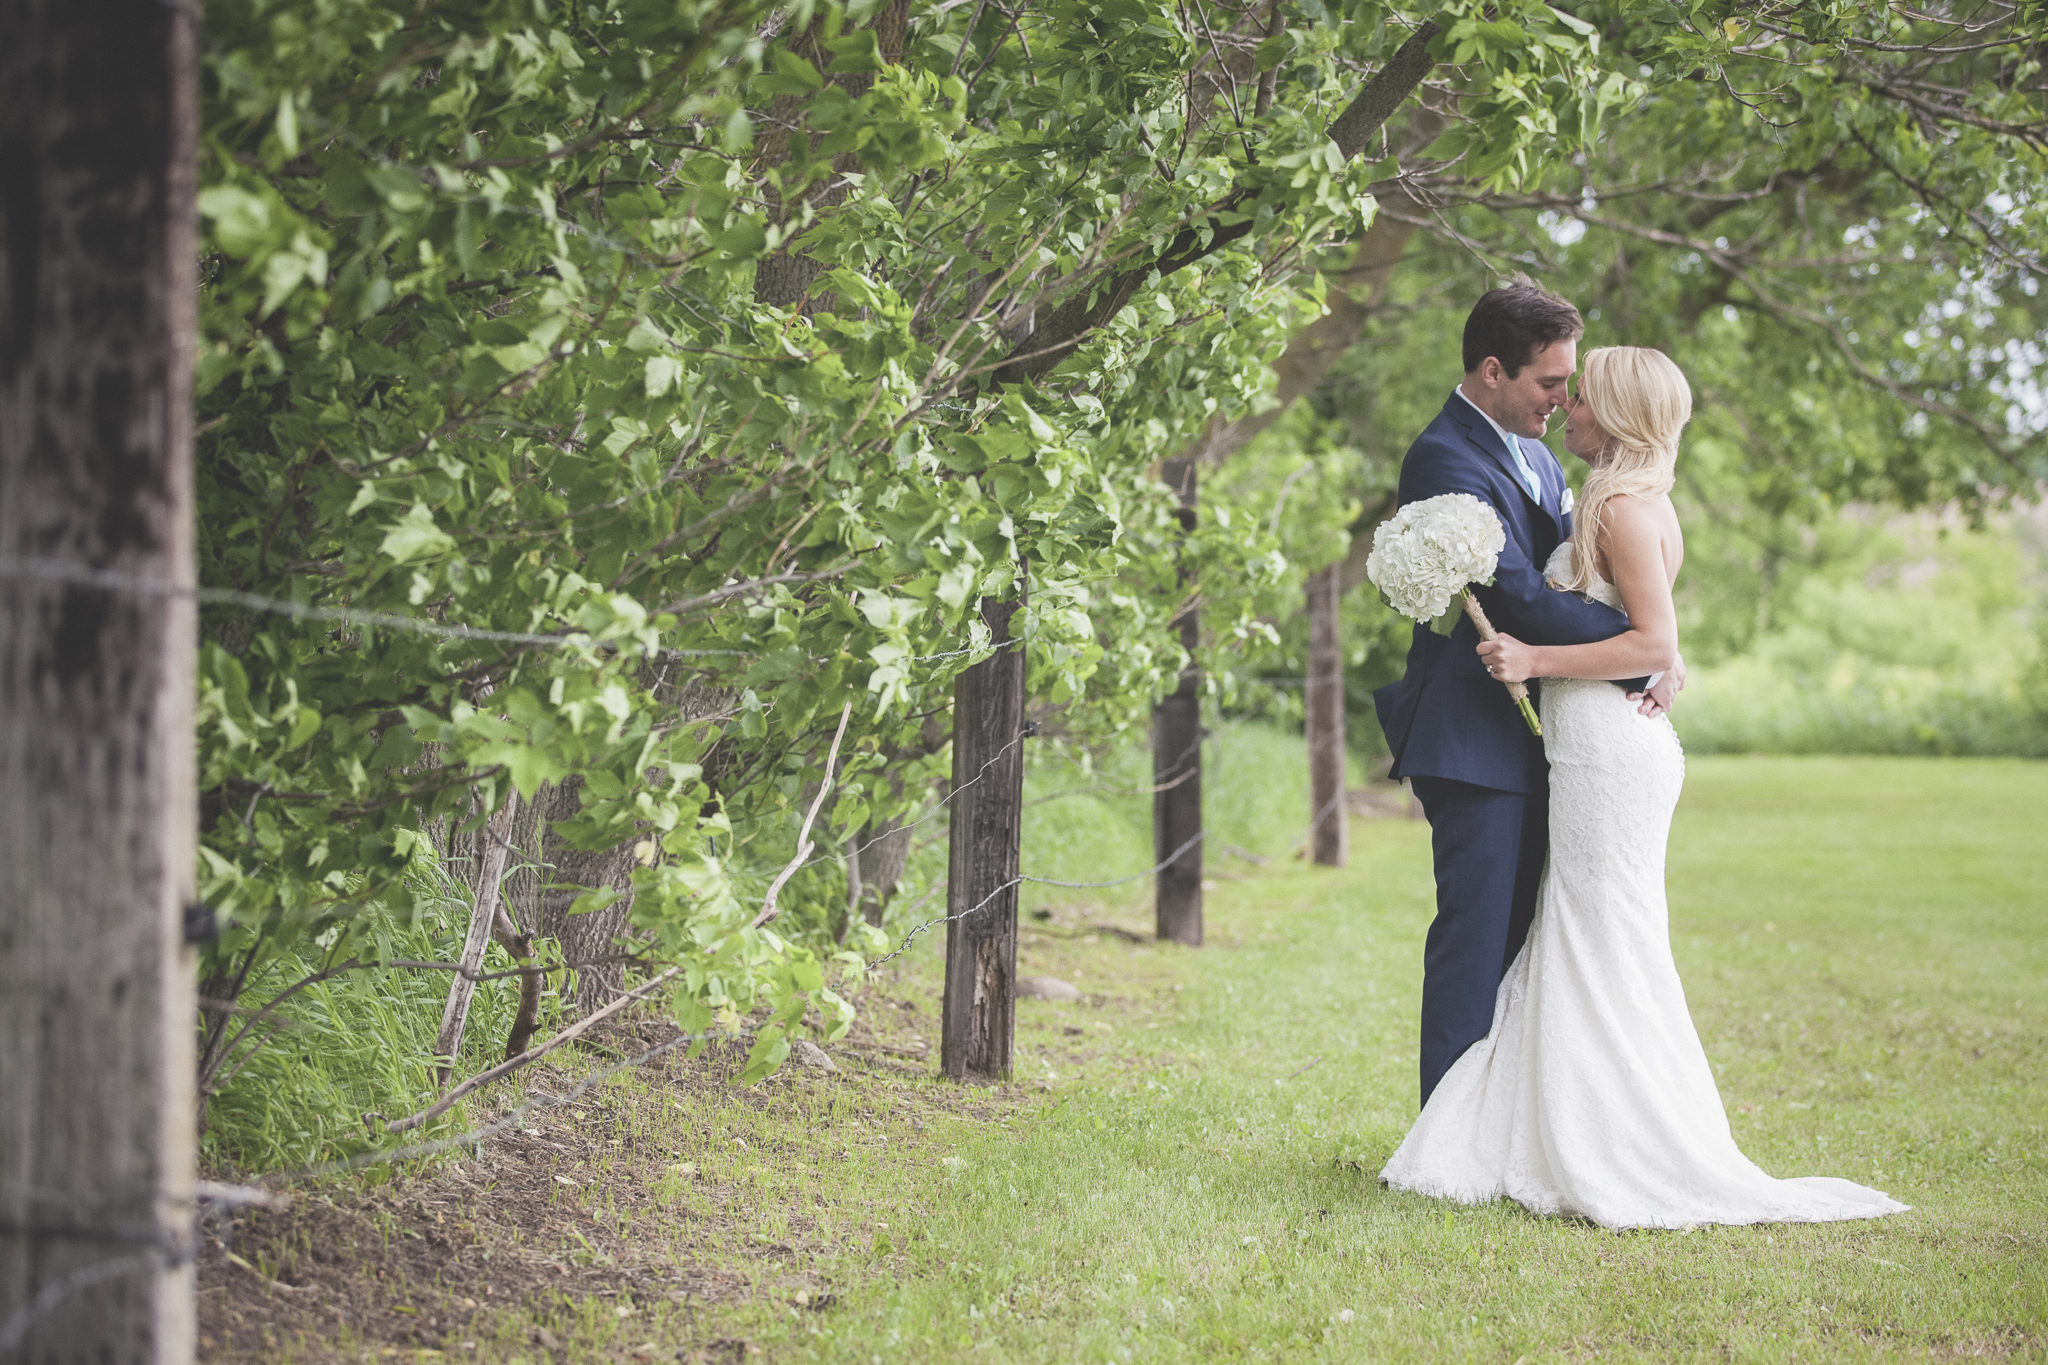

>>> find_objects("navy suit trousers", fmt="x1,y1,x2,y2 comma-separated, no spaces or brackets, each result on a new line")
1410,775,1549,1105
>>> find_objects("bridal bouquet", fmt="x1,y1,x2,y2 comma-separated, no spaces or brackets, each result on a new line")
1366,492,1542,736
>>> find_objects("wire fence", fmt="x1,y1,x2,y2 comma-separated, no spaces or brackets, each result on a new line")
0,1023,717,1353
0,556,1002,665
1,553,1346,1350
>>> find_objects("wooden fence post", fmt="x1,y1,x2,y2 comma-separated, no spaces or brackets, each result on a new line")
1154,458,1203,945
0,0,200,1355
1305,563,1348,867
940,589,1027,1082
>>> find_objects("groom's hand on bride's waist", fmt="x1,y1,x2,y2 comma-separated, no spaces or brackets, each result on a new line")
1629,658,1684,718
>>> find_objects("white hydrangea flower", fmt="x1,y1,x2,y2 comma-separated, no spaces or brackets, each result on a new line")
1365,493,1507,622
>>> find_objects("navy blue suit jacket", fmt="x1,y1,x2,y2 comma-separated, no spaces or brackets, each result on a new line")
1372,394,1636,795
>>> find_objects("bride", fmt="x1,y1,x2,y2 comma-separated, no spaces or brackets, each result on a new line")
1378,346,1907,1230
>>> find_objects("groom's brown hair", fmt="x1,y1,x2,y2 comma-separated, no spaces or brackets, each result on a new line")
1462,283,1583,378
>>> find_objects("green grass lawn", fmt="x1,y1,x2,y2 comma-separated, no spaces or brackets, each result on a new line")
777,756,2048,1363
206,756,2047,1363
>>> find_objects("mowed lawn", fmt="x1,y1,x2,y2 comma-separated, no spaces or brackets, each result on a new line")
768,756,2047,1364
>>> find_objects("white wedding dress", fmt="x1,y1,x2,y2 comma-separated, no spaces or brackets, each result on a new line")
1379,547,1907,1230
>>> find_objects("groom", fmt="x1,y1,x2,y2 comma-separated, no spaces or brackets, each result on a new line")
1373,284,1677,1105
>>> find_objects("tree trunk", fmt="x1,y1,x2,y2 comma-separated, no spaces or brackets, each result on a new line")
530,779,638,1012
1305,564,1348,867
842,832,863,940
856,812,913,926
0,0,200,1354
940,590,1027,1083
484,775,637,1013
754,0,912,311
849,717,949,933
1154,459,1204,946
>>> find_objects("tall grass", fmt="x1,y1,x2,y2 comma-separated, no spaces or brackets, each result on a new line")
200,855,568,1175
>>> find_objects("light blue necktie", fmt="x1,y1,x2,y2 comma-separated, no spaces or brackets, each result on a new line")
1502,433,1544,508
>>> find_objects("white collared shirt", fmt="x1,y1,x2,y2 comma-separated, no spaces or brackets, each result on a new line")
1454,385,1544,506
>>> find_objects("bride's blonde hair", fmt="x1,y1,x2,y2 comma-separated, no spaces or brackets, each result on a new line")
1556,346,1692,593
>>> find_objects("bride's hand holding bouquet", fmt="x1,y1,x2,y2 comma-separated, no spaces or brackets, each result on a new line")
1474,632,1537,685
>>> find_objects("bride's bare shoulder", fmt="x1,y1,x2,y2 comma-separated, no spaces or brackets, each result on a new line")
1602,492,1683,570
1602,491,1676,535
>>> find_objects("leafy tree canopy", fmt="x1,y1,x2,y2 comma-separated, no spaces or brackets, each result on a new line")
192,0,2046,1082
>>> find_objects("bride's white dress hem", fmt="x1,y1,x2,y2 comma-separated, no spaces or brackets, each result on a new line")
1379,551,1907,1232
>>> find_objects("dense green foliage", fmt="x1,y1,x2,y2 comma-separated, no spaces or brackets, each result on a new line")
192,0,2048,1107
1678,508,2048,757
192,0,1634,1083
1228,0,2048,756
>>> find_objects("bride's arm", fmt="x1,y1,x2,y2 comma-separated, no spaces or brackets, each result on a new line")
1477,498,1678,683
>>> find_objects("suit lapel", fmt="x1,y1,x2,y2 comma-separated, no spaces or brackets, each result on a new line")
1447,394,1547,518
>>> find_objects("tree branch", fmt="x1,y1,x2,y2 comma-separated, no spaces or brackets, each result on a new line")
990,20,1440,386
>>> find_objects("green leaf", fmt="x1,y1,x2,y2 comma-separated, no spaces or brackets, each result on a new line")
645,354,683,398
286,705,324,751
197,185,280,258
772,48,826,91
378,504,457,564
739,1026,791,1083
823,30,883,74
568,887,622,917
710,215,767,259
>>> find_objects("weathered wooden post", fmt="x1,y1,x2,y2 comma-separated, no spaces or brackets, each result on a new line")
940,588,1028,1081
1154,458,1203,945
1305,563,1348,866
0,0,201,1354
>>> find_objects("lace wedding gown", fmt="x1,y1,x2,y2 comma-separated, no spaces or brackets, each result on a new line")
1379,547,1907,1230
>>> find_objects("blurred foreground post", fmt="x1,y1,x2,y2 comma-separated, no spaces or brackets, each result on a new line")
1154,458,1204,944
941,590,1027,1081
1305,564,1348,867
0,0,200,1357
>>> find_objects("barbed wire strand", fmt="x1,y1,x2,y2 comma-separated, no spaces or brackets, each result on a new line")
768,722,1032,892
0,1252,172,1357
0,556,748,655
3,813,1254,1344
863,827,1207,971
0,558,1009,671
0,1023,735,1353
861,875,1022,972
1020,829,1204,889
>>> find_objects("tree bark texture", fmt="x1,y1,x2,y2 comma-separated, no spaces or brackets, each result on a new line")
496,777,638,1013
753,0,912,311
993,21,1439,386
941,591,1026,1083
840,720,947,940
0,0,200,1355
1154,459,1204,946
853,812,912,928
1305,563,1348,867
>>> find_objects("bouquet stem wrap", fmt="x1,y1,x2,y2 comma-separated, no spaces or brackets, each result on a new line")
1460,591,1542,737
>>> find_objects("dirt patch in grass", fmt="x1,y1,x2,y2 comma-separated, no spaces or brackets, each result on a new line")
195,984,1032,1363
